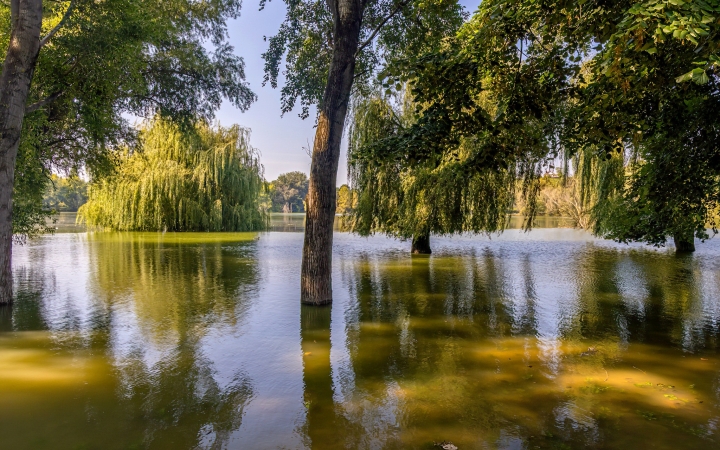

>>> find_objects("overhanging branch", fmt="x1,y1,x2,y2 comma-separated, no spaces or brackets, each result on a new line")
25,90,64,115
39,0,75,48
356,0,412,56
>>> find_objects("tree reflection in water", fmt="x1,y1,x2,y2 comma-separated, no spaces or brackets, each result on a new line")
3,232,720,449
2,233,259,449
329,244,720,449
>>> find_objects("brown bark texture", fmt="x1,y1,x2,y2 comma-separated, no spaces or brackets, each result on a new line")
411,234,431,254
301,0,365,305
0,0,43,305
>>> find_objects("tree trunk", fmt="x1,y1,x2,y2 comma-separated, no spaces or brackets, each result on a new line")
673,233,695,253
0,0,44,305
411,234,431,254
301,0,364,305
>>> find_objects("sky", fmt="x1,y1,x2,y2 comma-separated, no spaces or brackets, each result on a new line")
214,0,481,185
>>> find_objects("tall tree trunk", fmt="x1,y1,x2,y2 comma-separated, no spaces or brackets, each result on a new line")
301,0,364,305
0,0,44,305
411,233,431,254
673,233,695,253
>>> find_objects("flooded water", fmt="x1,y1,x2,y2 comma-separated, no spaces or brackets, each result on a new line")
2,222,720,449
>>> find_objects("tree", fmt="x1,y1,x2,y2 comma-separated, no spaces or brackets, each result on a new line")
263,0,466,304
352,0,720,254
78,119,267,232
270,171,308,213
43,173,88,212
0,0,254,304
335,184,356,214
0,0,43,305
564,0,720,252
348,93,529,254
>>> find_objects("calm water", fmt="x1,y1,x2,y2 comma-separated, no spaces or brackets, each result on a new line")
1,223,719,449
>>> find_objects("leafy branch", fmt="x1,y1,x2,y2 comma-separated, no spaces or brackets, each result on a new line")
40,0,75,48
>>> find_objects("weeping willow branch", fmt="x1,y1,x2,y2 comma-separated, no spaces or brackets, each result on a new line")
347,94,544,240
78,118,267,232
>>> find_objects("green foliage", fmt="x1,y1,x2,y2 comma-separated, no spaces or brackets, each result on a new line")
12,144,55,243
78,119,267,232
348,94,524,239
262,0,466,118
269,171,309,213
1,0,255,237
43,174,88,212
581,107,720,246
351,0,720,248
336,184,357,214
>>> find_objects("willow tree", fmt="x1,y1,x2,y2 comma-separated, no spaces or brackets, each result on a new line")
356,0,720,253
263,0,465,304
345,0,581,253
0,0,254,304
348,93,546,254
78,120,266,232
562,0,720,252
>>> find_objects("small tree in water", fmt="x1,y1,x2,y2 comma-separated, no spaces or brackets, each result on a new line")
78,119,266,232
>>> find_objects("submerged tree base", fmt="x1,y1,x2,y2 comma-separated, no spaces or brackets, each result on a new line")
674,235,696,253
411,234,432,254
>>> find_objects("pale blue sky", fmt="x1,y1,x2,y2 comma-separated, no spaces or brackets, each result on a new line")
215,0,481,185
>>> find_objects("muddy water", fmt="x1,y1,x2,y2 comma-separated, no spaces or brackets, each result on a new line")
1,228,719,449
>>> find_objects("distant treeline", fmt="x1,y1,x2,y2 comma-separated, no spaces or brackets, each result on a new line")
514,175,591,229
267,172,357,215
43,174,89,213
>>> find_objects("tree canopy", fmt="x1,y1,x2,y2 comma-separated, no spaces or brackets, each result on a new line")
262,0,466,118
78,119,267,232
269,171,309,213
348,0,720,251
1,0,255,238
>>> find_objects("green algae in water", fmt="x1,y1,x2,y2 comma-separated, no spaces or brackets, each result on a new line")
1,230,720,449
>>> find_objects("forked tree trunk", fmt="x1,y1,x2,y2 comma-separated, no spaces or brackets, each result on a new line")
411,234,431,254
301,0,364,305
673,233,695,253
0,0,44,305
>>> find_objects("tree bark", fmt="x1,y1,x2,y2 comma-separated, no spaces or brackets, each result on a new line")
673,233,695,253
0,0,44,305
301,0,365,305
411,234,431,254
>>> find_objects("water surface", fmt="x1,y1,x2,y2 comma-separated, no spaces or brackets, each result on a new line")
1,226,719,449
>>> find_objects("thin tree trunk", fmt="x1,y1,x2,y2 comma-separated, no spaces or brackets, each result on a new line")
0,0,44,305
301,0,364,305
673,233,695,253
411,233,431,254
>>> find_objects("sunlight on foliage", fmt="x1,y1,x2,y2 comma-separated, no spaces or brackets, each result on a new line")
78,119,266,231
